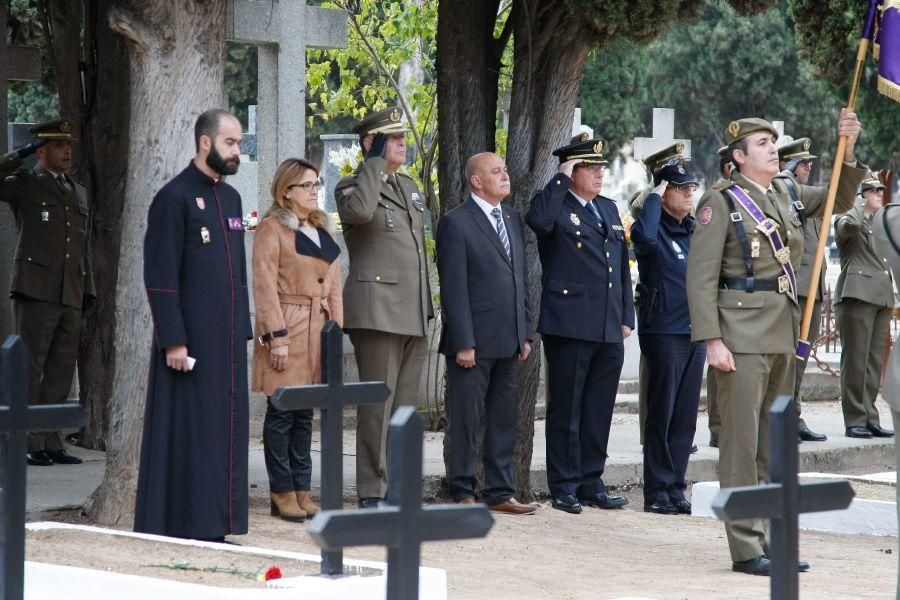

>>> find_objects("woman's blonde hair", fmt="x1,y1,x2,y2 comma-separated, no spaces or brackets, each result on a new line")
269,158,326,228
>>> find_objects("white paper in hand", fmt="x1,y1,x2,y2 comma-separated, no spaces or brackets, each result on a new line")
186,356,197,371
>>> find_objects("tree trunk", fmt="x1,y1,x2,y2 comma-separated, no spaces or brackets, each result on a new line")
83,0,227,525
505,1,593,501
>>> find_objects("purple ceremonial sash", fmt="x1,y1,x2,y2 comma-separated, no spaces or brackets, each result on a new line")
724,186,797,300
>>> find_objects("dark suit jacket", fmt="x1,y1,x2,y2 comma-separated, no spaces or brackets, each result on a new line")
526,174,634,343
436,197,532,358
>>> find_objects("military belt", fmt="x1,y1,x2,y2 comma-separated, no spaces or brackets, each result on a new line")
719,277,789,293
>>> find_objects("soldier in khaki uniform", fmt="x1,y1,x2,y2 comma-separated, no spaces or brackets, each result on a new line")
776,137,827,442
0,119,95,466
686,114,866,575
335,107,433,506
834,176,894,439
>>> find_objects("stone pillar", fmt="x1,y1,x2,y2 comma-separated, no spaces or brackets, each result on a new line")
256,45,278,218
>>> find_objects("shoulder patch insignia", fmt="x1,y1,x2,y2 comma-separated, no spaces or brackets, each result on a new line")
342,186,356,197
699,206,713,225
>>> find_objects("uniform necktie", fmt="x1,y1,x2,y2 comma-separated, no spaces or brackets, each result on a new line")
491,207,512,261
586,200,603,225
56,174,70,193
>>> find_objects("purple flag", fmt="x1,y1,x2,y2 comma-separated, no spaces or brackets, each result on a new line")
863,0,880,38
877,2,900,102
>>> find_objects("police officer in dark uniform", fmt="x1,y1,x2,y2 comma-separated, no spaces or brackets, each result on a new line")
631,161,705,515
526,137,632,514
0,119,95,466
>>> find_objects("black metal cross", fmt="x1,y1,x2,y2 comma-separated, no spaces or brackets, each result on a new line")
270,320,389,576
1,336,86,600
712,395,854,599
308,406,494,600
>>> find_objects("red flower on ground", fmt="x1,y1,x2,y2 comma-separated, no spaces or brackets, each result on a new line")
264,565,282,581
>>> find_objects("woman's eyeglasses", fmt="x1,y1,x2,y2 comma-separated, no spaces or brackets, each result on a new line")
287,181,323,192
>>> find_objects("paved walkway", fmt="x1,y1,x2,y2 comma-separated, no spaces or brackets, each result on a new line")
25,393,897,516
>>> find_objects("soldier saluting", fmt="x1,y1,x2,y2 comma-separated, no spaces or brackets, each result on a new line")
686,112,867,576
0,119,95,466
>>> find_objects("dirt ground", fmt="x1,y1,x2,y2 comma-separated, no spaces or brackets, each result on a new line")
29,483,897,599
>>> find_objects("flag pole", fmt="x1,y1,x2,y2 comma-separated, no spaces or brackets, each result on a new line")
796,35,872,360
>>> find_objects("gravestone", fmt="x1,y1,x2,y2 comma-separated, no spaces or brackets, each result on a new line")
1,336,87,599
309,406,494,599
320,133,359,214
226,0,348,216
632,108,691,163
270,320,389,576
0,5,42,342
712,396,854,599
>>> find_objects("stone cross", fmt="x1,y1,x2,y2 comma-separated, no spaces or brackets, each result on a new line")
712,396,854,600
309,407,494,599
0,5,42,342
270,320,389,576
632,108,691,162
1,336,86,599
226,0,347,215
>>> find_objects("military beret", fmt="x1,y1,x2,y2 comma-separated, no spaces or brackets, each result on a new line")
29,118,77,141
552,137,607,165
861,176,886,192
778,137,817,162
724,117,779,145
353,106,410,136
655,161,698,187
643,142,689,172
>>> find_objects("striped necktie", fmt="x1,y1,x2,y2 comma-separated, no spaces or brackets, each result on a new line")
491,207,511,261
586,200,603,225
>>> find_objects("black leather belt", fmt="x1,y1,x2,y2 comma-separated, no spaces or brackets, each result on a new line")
258,328,288,345
719,277,780,292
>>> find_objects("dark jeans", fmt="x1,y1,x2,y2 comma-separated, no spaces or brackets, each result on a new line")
263,398,313,493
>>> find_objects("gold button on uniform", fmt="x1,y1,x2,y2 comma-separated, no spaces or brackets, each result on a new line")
375,276,381,281
608,267,613,273
27,257,32,262
563,289,568,295
606,252,610,258
608,282,613,288
575,231,581,236
738,301,743,307
576,242,582,248
65,253,69,259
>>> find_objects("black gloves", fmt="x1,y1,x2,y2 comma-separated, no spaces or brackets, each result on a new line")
365,133,387,160
16,139,48,159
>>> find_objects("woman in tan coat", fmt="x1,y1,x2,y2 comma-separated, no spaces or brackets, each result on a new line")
253,158,343,522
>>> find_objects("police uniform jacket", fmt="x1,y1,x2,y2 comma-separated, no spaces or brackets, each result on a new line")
687,166,865,354
526,173,634,343
335,156,433,337
775,170,825,301
834,202,894,308
871,204,900,412
0,153,96,309
631,192,694,335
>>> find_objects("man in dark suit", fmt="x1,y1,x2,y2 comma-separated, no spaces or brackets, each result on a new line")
436,152,536,515
0,119,96,466
526,137,632,514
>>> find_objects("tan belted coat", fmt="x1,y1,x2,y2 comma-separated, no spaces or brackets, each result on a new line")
252,206,343,396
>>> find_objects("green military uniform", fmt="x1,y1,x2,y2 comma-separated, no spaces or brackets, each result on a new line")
0,119,95,454
629,142,690,444
834,177,894,432
686,118,864,562
776,138,825,436
335,107,433,500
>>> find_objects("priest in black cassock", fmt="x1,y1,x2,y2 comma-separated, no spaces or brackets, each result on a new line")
134,109,253,541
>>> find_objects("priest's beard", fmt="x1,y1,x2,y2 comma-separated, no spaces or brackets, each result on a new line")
207,144,240,176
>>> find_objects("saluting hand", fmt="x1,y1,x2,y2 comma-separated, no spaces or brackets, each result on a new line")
165,344,190,372
558,159,583,178
838,108,862,163
271,345,289,372
706,338,736,372
456,347,476,369
651,180,668,197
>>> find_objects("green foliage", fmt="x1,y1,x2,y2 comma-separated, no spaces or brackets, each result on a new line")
225,42,258,128
6,0,59,125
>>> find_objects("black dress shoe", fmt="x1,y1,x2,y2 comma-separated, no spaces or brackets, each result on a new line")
732,555,771,575
763,555,810,572
709,439,719,448
846,426,873,438
671,498,692,514
46,449,83,465
26,451,53,466
643,501,679,515
798,426,827,442
690,444,699,454
868,424,894,438
358,497,383,509
579,492,628,509
551,494,582,514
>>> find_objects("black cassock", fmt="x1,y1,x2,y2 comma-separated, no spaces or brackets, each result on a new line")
135,161,252,539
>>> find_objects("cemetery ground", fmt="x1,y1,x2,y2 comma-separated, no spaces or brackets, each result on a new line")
23,396,898,599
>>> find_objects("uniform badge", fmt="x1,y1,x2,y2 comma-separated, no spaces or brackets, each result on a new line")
40,210,49,223
671,241,684,260
728,121,741,139
195,197,206,210
570,213,581,226
227,217,244,231
411,192,424,208
698,206,713,225
385,207,396,229
200,226,211,244
342,186,356,197
751,236,761,258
